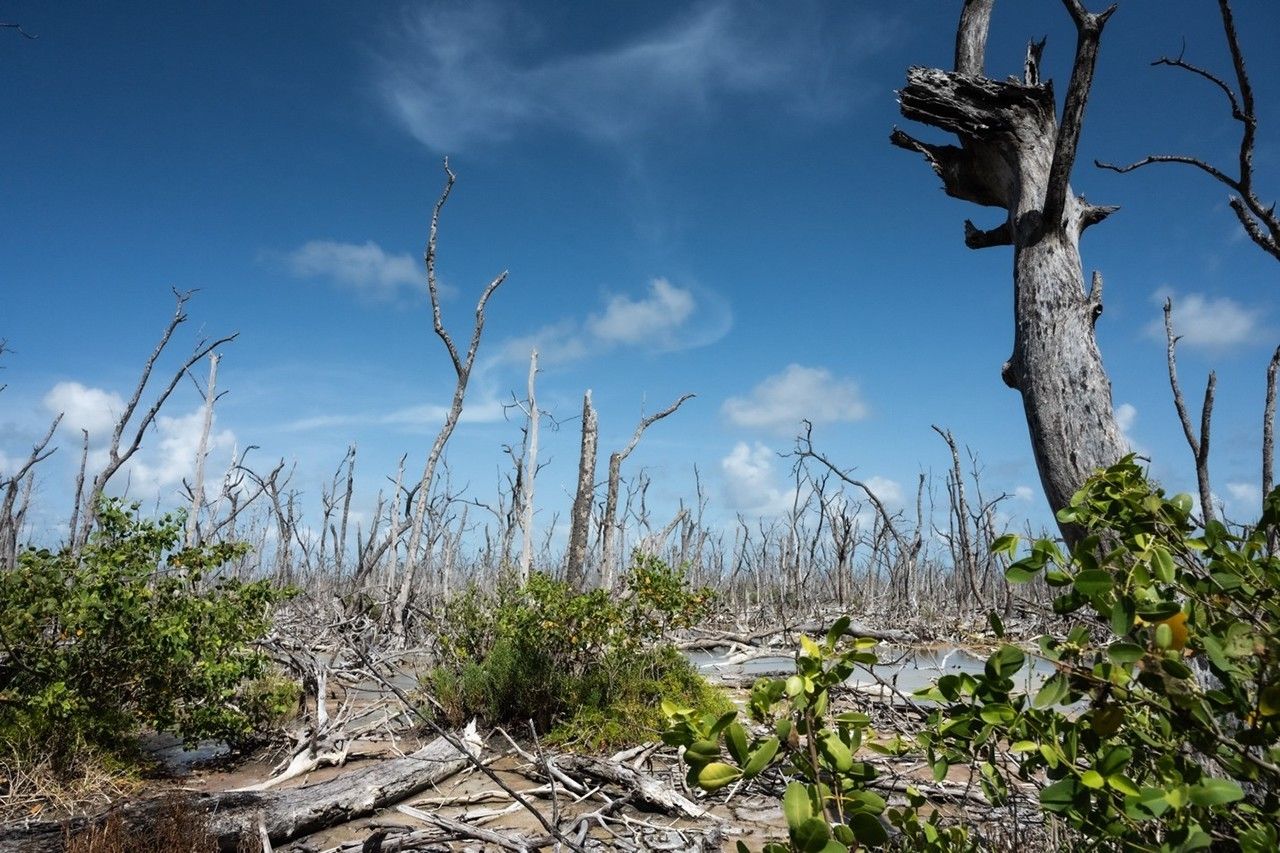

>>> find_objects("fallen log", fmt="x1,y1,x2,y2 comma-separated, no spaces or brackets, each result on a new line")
554,755,712,821
0,723,482,853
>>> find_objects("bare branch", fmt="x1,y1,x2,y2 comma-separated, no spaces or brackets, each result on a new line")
1096,155,1240,190
963,219,1012,249
1163,298,1215,524
1042,1,1118,229
0,22,37,39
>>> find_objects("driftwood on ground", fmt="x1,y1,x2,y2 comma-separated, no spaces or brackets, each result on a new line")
0,724,481,853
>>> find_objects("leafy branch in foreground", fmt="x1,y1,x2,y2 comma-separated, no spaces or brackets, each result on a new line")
921,456,1280,852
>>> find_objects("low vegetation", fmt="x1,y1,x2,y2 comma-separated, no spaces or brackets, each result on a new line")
0,500,292,776
425,554,728,749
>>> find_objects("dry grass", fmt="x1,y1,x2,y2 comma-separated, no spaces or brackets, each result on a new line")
0,740,140,824
63,796,220,853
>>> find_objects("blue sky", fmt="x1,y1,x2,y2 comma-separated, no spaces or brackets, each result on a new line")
2,0,1278,544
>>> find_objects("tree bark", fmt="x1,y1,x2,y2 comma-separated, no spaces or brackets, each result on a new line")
518,348,539,584
565,390,597,591
893,0,1126,543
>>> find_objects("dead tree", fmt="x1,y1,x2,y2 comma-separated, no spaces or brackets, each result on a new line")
1097,1,1277,263
185,352,220,547
599,393,694,589
518,348,539,583
380,160,508,636
0,415,61,567
565,389,597,591
1162,299,1216,524
73,290,237,550
893,0,1126,543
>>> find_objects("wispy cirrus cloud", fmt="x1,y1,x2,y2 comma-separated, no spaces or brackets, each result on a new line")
723,364,868,436
278,398,507,433
375,1,895,152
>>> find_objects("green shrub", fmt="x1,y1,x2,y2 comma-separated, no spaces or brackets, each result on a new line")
0,500,291,772
425,554,721,747
239,671,303,733
664,618,969,853
919,456,1280,852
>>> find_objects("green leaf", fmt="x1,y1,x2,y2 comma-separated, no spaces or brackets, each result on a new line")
684,739,720,768
1107,774,1140,797
708,710,738,738
992,533,1019,556
783,782,813,830
1040,777,1080,813
1188,778,1244,807
1005,562,1040,584
1150,545,1175,583
849,812,889,846
1081,769,1104,789
979,703,1017,726
1109,598,1135,635
1035,673,1070,709
725,721,749,765
791,817,832,852
1097,746,1132,777
1073,569,1113,597
742,736,779,778
696,762,742,792
826,616,850,647
986,644,1025,679
988,611,1005,638
1106,642,1144,666
819,732,853,772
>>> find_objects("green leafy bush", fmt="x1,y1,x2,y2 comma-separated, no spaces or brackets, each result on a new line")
426,554,721,746
919,456,1280,852
0,500,291,771
664,618,968,852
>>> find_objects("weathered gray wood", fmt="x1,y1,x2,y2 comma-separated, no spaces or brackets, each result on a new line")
893,1,1126,543
0,727,480,853
565,390,598,592
555,755,711,820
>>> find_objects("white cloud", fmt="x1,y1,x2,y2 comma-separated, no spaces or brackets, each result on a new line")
283,240,422,300
1147,290,1261,348
1225,481,1261,510
588,278,695,347
279,397,506,433
1115,402,1144,454
376,1,892,152
125,409,235,501
1014,485,1035,502
722,364,868,436
491,278,729,367
863,475,903,509
43,381,126,440
720,441,792,515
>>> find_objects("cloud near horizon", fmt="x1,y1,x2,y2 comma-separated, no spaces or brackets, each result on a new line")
722,364,868,436
375,0,894,152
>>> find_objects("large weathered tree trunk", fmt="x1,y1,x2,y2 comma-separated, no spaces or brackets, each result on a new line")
893,0,1127,542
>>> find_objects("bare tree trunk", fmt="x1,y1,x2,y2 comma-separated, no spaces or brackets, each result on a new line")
387,161,508,639
893,0,1126,544
518,348,539,584
565,390,597,591
186,352,219,548
600,393,694,589
1162,299,1216,524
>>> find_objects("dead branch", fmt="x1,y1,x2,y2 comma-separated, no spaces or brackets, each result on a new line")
1096,1,1279,262
1163,299,1216,524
